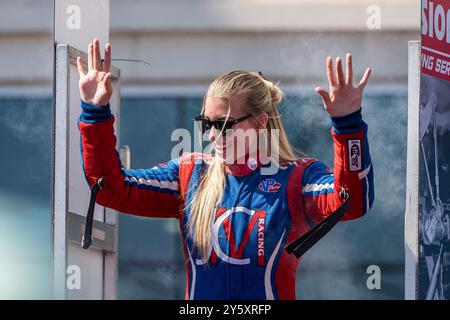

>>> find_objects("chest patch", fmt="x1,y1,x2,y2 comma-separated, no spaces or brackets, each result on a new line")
258,178,281,193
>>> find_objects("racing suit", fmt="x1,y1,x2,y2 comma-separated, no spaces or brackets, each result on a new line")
78,100,374,300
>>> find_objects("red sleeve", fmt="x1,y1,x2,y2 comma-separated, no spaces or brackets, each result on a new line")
302,108,374,222
78,101,181,219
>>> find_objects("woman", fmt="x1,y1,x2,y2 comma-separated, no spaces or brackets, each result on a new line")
77,39,374,300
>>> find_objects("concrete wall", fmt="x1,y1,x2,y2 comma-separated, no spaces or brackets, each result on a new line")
0,0,420,91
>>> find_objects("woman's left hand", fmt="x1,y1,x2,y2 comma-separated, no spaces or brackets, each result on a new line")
315,53,372,117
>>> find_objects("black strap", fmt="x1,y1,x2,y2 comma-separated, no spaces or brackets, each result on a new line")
285,194,350,258
81,177,104,249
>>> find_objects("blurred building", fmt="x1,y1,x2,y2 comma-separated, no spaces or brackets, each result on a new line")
0,0,420,95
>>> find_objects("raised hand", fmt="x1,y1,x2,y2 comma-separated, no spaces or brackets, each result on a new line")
77,39,112,106
315,54,371,117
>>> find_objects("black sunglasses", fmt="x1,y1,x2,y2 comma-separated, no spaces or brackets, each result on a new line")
194,114,253,135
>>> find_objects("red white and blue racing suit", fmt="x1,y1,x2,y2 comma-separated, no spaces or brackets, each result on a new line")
78,100,374,300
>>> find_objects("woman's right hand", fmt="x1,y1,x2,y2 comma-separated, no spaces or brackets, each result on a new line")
77,39,112,106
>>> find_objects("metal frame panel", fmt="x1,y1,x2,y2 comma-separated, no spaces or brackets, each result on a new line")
52,43,121,299
405,40,421,300
53,43,70,300
54,0,109,51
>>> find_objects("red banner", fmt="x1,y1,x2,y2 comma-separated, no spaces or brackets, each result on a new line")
421,0,450,82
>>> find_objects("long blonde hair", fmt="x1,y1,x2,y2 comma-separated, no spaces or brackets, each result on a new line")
187,70,297,259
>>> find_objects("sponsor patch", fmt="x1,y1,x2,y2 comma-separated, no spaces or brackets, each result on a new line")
258,178,281,192
348,139,362,171
247,157,258,171
257,218,265,266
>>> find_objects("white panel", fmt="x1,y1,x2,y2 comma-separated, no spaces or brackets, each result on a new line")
53,0,115,300
103,79,121,300
54,0,109,49
53,44,69,300
68,62,111,222
405,40,420,300
67,242,104,299
64,55,119,299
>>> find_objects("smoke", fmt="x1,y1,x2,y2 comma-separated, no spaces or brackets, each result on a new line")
362,93,407,219
0,98,51,145
282,91,408,220
0,191,51,299
280,91,407,299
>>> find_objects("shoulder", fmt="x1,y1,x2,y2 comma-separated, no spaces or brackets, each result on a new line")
178,152,213,178
280,157,318,170
177,153,211,199
179,152,212,166
283,158,331,185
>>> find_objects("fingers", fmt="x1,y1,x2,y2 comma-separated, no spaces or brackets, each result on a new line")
103,43,112,73
358,68,372,90
93,38,102,70
326,57,337,87
346,53,353,85
88,42,94,71
315,86,331,107
336,57,345,86
102,72,113,93
77,56,87,77
87,39,110,72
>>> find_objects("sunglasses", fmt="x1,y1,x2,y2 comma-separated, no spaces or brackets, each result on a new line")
194,114,253,135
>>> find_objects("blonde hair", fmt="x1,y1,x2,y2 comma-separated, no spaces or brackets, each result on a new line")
188,70,297,260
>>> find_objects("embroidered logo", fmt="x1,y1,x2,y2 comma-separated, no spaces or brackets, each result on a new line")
247,157,258,171
258,178,281,192
195,207,266,266
348,139,362,171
